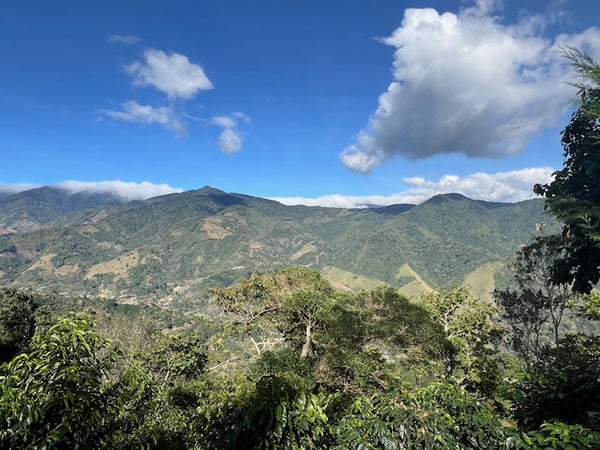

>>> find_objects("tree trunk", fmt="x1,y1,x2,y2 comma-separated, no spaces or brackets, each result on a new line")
300,321,313,359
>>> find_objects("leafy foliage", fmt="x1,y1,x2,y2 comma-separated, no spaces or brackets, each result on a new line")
0,274,597,449
524,421,600,449
0,288,38,363
534,48,600,294
143,332,208,382
0,314,118,449
495,288,549,369
332,382,516,449
203,375,330,449
511,334,600,430
104,333,210,449
420,285,503,395
573,290,600,320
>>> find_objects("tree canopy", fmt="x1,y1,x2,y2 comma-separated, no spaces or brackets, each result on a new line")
535,48,600,293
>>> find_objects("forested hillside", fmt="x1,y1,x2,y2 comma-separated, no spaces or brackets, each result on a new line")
0,186,128,233
0,186,557,308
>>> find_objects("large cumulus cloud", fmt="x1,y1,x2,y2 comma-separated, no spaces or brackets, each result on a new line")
340,2,600,172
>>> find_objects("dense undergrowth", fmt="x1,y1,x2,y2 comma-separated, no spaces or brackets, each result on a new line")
1,269,599,449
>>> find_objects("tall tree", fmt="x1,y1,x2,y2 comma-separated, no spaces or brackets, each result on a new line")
209,268,336,360
282,289,333,359
515,236,574,354
534,48,600,293
494,288,548,369
496,235,577,365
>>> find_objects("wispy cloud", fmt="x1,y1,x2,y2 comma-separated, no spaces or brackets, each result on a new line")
107,34,141,45
340,1,600,173
0,180,183,201
211,116,236,129
270,167,555,208
100,47,249,153
231,112,251,123
100,100,186,134
125,48,213,100
0,183,37,194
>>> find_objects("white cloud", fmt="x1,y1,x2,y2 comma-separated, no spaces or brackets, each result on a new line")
340,1,600,173
57,180,183,200
211,116,236,128
102,47,247,149
217,128,243,154
231,111,252,123
0,181,183,201
107,34,140,45
270,167,555,208
210,113,250,154
100,100,186,134
398,166,555,203
125,49,213,99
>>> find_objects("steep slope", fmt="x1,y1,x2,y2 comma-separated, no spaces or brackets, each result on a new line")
463,262,504,302
395,263,433,299
320,266,385,292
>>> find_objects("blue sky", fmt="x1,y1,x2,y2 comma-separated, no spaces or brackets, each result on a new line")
1,0,600,206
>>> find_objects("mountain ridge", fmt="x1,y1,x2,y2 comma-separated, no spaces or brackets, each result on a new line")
0,186,557,306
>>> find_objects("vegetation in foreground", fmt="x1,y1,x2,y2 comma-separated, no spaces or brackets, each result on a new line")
1,267,599,449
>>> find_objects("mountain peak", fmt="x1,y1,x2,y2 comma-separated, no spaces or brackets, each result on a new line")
198,185,226,195
422,193,470,205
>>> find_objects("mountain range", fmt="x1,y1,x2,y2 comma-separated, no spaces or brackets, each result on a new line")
0,186,558,306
